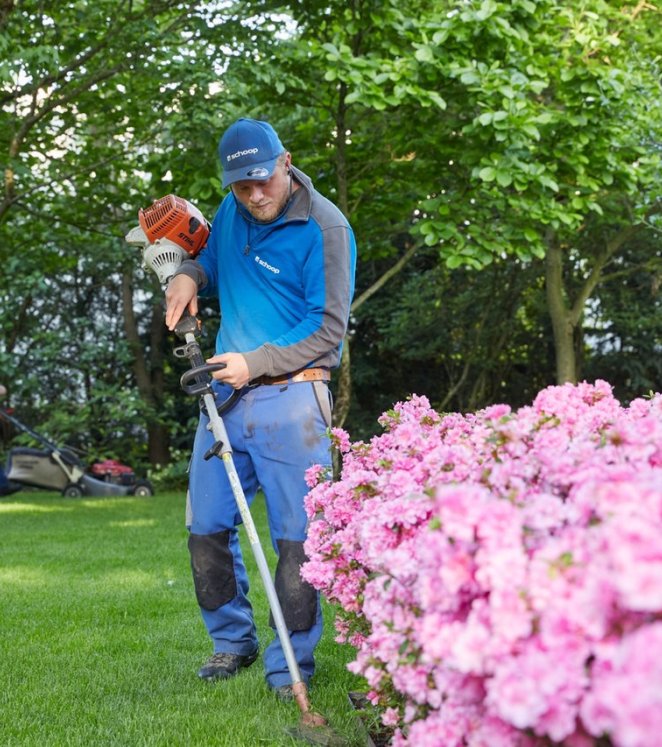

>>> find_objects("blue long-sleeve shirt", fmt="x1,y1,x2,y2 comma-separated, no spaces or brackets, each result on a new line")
175,165,357,379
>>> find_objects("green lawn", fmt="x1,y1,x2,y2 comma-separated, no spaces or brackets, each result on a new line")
0,490,368,746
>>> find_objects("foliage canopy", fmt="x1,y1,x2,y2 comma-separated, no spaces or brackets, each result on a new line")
1,0,660,472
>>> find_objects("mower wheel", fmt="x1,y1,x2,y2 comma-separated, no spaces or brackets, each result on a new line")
62,483,84,498
132,480,154,497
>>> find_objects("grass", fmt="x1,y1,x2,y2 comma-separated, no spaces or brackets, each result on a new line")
0,490,369,746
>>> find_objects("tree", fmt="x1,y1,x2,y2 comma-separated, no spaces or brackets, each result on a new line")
583,228,662,399
427,0,662,383
2,0,660,473
213,0,449,424
314,0,662,385
0,1,281,467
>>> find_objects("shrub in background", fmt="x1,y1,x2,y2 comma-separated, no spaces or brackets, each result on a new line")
303,381,662,747
147,448,190,492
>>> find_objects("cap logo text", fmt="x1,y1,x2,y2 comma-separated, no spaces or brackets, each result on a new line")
227,147,259,162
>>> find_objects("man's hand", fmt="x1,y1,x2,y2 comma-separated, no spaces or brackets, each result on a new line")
207,352,250,389
165,274,199,331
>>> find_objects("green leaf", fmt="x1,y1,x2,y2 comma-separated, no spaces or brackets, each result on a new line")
432,29,450,45
515,245,533,261
446,254,465,269
476,0,498,21
539,175,559,192
321,43,339,56
427,91,447,110
415,45,435,63
522,124,541,140
460,70,481,85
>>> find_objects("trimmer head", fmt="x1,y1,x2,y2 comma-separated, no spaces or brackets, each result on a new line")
285,723,348,746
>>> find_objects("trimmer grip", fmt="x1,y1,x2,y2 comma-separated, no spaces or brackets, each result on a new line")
173,308,202,340
180,363,227,396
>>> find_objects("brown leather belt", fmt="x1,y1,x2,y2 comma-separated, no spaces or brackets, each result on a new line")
251,367,330,386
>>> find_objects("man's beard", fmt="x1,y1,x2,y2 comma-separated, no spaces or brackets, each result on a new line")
246,177,292,222
247,200,285,222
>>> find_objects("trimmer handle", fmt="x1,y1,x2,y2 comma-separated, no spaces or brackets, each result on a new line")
180,363,243,415
180,363,227,396
173,308,201,340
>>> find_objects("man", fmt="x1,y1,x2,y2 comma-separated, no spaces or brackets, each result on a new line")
164,117,357,699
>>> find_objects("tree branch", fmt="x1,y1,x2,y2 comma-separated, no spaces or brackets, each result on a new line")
569,223,642,325
351,241,419,313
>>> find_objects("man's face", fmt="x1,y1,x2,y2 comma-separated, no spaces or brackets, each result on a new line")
231,157,291,222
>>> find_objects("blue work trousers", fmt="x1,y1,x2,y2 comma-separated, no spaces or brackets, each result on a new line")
186,379,332,688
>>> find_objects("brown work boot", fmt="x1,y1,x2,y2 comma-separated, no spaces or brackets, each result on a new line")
197,650,259,681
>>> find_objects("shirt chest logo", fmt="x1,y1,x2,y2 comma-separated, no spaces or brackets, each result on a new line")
255,255,280,275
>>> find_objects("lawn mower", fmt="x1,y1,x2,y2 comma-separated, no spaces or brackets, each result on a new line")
0,408,154,498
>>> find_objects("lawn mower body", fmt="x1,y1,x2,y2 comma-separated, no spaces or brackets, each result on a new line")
0,409,154,498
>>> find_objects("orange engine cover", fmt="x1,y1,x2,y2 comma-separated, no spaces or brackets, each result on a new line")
138,194,209,257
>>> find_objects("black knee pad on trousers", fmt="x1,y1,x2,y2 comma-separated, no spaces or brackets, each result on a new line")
188,530,236,611
269,539,317,631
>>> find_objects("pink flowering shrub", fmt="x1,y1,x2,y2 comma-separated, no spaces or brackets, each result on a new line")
302,381,662,747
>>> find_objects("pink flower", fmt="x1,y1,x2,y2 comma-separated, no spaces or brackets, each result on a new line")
329,426,352,452
300,382,662,746
581,623,662,747
382,707,400,726
304,463,328,488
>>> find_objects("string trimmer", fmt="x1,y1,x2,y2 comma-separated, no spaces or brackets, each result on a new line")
125,195,344,746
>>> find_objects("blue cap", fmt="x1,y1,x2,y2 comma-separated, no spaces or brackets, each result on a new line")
218,118,285,188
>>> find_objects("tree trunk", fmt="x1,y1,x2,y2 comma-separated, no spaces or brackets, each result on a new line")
544,222,645,386
332,338,351,428
147,421,170,467
121,271,171,466
545,239,577,384
146,301,171,466
331,85,353,430
330,82,422,429
333,241,420,427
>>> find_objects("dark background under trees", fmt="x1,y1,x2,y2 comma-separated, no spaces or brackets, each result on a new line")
1,0,660,486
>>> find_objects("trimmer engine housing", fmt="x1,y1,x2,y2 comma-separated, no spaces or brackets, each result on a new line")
138,194,209,257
